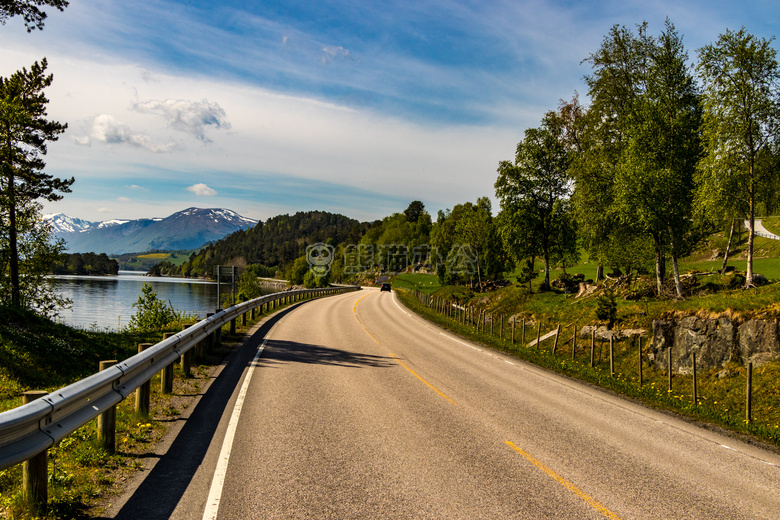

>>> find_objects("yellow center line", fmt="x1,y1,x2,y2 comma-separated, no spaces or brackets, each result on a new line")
505,441,622,520
390,353,457,406
353,292,456,406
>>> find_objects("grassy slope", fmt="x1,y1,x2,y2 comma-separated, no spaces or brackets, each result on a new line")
0,304,281,519
390,228,780,449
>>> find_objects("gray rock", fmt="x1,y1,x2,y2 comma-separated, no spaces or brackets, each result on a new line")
651,317,737,373
738,319,780,366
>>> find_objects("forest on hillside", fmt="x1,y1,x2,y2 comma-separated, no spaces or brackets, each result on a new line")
148,211,369,279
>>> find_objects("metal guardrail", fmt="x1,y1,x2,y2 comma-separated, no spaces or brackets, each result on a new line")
754,230,779,240
0,286,359,471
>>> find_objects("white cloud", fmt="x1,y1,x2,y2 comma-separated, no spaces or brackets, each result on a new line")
76,113,181,153
321,45,356,64
186,183,217,196
97,207,112,213
129,184,148,191
133,99,231,142
117,196,131,202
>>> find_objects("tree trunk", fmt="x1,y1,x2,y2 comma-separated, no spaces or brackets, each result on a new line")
668,227,684,299
652,233,666,296
596,263,604,282
476,255,483,292
8,172,20,307
720,219,735,274
672,257,683,298
746,168,755,288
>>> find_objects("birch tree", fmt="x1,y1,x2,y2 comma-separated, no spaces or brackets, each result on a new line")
697,28,780,288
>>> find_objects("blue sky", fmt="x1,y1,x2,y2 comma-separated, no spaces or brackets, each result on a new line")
1,0,778,223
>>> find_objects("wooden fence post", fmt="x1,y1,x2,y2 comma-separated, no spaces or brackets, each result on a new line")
534,322,540,349
590,329,595,367
609,336,614,376
668,347,673,392
512,318,515,344
552,324,561,355
746,362,753,423
638,336,643,387
22,391,48,514
693,352,698,405
521,318,526,345
572,324,577,360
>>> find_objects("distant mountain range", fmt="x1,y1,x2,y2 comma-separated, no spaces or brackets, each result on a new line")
44,207,258,254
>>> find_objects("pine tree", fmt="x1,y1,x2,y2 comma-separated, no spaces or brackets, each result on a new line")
0,59,72,307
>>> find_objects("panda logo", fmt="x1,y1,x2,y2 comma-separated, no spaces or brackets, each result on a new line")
306,243,335,277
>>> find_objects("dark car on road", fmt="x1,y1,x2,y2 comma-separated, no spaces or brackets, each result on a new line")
380,282,391,292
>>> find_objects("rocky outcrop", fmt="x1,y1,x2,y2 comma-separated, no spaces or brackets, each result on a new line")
738,320,780,366
649,317,780,373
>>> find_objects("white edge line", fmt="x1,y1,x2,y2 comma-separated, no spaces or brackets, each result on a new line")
202,336,270,520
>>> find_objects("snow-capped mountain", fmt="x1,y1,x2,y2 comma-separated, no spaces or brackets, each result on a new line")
44,208,259,254
44,213,99,234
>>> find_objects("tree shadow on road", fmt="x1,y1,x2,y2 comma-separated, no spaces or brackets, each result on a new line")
258,339,395,368
100,307,296,520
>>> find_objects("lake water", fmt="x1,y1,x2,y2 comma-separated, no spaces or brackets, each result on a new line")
48,271,226,331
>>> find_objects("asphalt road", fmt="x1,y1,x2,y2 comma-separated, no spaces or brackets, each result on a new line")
108,288,780,519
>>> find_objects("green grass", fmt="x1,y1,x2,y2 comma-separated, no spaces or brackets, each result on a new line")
391,235,780,448
395,287,780,447
0,295,311,519
390,273,442,293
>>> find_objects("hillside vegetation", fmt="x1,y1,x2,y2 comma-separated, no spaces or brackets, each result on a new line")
151,211,367,279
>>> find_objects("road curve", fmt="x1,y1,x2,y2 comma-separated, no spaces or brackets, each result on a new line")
115,288,780,519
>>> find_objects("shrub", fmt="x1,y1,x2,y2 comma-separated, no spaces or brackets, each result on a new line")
126,284,183,332
595,289,618,328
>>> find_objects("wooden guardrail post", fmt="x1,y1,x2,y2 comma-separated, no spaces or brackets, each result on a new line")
181,325,193,377
98,360,118,453
22,391,48,514
668,347,673,392
161,333,175,394
136,343,153,416
552,324,561,355
201,319,211,358
215,319,222,347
